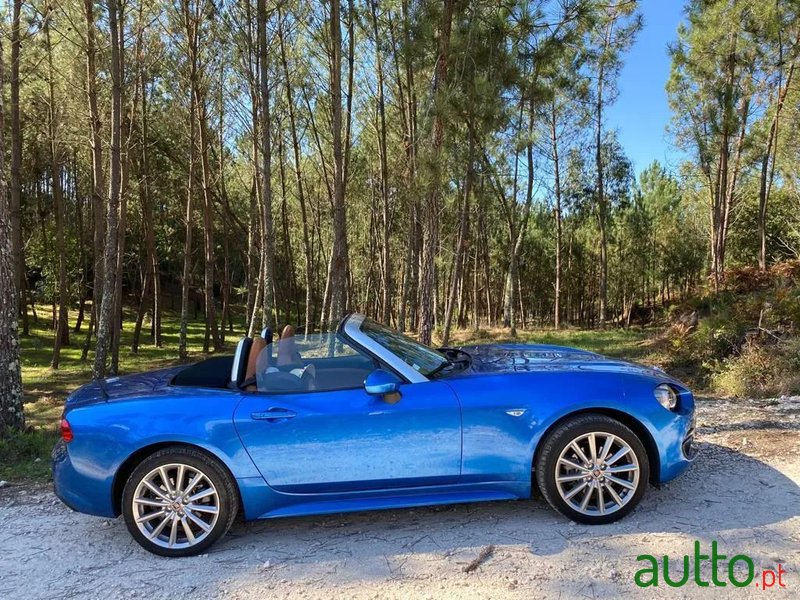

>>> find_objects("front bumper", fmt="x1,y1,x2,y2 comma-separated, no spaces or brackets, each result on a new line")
657,408,698,483
682,411,698,460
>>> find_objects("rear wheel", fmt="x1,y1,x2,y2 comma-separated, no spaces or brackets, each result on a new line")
535,414,649,524
122,446,238,557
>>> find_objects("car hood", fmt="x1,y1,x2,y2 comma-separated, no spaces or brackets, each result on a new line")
454,343,667,379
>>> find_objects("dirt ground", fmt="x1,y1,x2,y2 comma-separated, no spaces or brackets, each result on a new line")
1,397,798,600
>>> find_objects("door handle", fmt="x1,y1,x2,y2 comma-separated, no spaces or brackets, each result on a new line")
251,408,297,421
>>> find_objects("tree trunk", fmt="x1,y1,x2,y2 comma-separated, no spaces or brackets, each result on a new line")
419,0,455,345
244,0,258,334
93,0,123,379
246,167,259,334
221,219,232,341
10,0,26,337
82,0,106,360
279,12,314,334
109,9,139,375
710,32,738,291
46,13,69,369
758,58,795,271
399,205,417,332
471,245,479,330
503,187,533,336
132,75,159,352
551,101,563,329
218,67,232,341
178,0,198,360
595,40,608,327
142,73,161,347
0,30,25,437
442,133,474,346
276,128,299,324
179,131,194,362
130,269,151,354
197,96,220,351
502,100,524,332
178,0,220,353
326,0,351,327
395,0,418,332
110,121,132,372
75,181,88,334
257,0,276,331
370,0,392,325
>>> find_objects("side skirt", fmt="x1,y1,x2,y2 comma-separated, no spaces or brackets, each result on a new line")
236,478,530,521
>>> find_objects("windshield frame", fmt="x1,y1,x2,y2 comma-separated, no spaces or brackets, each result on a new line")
341,314,438,383
359,318,449,378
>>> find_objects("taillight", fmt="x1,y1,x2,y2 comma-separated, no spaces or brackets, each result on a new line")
60,418,74,443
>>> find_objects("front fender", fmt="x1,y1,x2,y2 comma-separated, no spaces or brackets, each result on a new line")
446,369,694,494
524,373,695,485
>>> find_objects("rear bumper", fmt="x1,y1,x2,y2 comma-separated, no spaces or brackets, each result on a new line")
52,440,116,518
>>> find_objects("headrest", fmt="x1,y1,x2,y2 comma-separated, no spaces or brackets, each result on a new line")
260,327,273,344
230,337,253,388
246,336,267,380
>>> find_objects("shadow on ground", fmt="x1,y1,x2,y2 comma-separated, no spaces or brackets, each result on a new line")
217,441,798,559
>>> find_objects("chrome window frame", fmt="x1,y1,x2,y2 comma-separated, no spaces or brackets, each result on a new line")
230,339,246,384
343,313,429,384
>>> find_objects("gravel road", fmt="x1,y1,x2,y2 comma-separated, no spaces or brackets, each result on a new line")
2,397,799,599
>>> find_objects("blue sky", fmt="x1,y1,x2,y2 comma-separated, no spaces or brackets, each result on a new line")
606,0,686,176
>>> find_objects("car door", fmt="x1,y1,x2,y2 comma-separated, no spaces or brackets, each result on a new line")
233,379,462,493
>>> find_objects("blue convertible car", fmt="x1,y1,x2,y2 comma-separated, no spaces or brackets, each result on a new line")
54,313,696,556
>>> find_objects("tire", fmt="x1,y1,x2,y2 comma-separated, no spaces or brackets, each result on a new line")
535,414,649,525
122,446,238,557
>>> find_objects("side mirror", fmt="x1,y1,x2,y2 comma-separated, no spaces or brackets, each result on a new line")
364,369,402,401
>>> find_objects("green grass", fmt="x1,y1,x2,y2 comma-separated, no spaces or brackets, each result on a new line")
4,306,653,484
0,429,58,481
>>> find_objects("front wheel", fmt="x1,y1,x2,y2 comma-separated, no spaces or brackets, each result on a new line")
535,414,649,524
122,446,238,557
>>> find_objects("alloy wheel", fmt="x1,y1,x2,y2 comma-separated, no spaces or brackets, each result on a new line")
554,431,640,516
131,463,220,550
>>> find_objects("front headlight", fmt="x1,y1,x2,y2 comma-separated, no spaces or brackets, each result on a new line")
654,383,678,411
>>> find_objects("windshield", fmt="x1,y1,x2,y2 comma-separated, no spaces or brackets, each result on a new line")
359,318,447,377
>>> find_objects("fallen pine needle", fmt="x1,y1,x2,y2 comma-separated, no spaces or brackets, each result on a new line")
463,545,495,573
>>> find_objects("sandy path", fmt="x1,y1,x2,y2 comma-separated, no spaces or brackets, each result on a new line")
1,397,798,599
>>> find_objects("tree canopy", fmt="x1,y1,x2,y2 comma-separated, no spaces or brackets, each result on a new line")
2,0,800,436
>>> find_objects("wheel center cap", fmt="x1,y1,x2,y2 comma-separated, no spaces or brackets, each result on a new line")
171,502,181,511
592,469,602,478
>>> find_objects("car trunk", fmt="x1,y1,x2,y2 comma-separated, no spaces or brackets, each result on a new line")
65,367,183,408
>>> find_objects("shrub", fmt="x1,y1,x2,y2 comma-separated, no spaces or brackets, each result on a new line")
712,338,800,398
